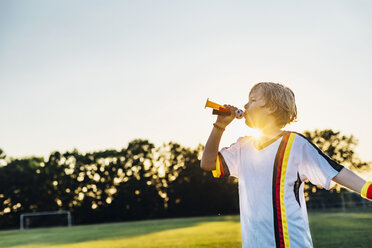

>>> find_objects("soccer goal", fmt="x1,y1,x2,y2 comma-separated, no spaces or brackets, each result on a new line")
20,210,72,230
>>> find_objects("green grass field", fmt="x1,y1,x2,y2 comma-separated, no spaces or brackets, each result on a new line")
0,212,371,248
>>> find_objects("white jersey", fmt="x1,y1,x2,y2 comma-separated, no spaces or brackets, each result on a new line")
213,131,344,248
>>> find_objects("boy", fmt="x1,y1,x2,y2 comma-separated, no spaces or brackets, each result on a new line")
201,82,372,248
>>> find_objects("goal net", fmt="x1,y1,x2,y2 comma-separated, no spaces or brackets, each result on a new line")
20,211,72,230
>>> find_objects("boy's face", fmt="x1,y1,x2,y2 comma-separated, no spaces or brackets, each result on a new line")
244,88,276,129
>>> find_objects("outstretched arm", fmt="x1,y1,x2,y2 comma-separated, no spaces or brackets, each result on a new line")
332,167,371,201
332,167,366,193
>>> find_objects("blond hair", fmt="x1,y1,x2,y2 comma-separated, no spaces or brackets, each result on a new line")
250,82,298,128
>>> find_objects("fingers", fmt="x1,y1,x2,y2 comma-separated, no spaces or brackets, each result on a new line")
223,104,238,116
215,104,239,127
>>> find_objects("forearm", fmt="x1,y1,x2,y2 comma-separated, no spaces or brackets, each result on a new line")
332,167,366,193
200,126,224,171
201,104,238,171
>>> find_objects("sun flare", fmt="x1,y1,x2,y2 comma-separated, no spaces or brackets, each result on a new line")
248,128,262,140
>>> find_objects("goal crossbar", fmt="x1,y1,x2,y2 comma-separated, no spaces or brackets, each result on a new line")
20,210,72,230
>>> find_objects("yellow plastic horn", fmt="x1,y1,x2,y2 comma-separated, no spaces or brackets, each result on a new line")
205,98,229,112
205,98,244,119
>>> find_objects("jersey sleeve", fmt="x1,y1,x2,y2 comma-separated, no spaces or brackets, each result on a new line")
299,137,344,190
215,138,242,178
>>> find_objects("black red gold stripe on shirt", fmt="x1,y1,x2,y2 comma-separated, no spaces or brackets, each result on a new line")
212,152,230,178
361,181,372,201
272,132,296,248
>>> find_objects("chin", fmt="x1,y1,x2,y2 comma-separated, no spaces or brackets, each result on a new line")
245,118,255,128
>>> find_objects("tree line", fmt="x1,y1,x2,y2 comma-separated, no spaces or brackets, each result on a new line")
0,129,370,229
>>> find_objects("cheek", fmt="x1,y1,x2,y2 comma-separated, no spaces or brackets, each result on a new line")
248,103,260,111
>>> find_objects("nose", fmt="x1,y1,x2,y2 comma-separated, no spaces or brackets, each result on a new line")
244,103,249,110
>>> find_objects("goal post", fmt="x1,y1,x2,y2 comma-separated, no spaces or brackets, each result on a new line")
20,210,72,230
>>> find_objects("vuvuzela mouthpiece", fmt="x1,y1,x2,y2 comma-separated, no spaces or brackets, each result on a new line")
235,109,244,119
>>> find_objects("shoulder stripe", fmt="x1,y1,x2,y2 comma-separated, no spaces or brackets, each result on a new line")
212,155,222,178
212,152,230,178
218,152,230,177
293,132,344,172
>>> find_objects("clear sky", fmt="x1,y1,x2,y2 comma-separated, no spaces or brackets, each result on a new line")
1,0,372,167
